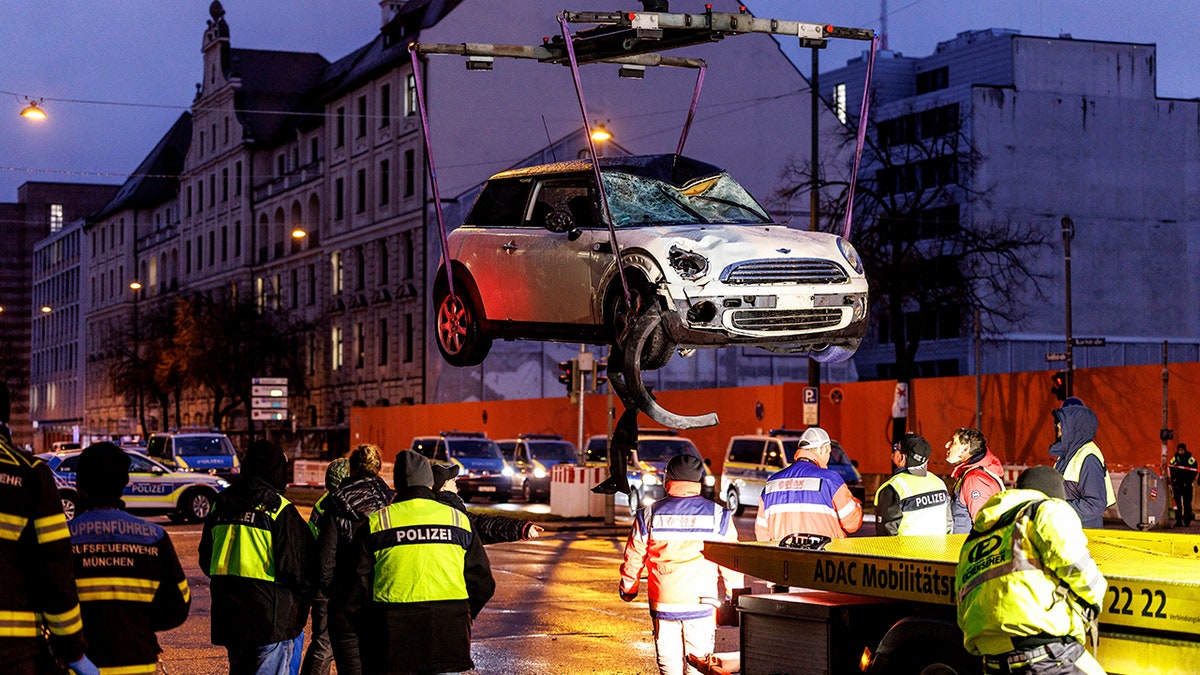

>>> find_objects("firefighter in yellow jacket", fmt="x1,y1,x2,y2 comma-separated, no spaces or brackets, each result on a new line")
956,466,1107,674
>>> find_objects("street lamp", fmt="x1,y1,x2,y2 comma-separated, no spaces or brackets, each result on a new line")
1061,216,1074,398
20,98,46,121
591,123,612,157
290,227,307,240
40,305,52,313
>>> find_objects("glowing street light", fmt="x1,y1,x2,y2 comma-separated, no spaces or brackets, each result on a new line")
590,124,612,143
40,305,52,313
129,281,143,291
20,98,46,121
291,227,308,239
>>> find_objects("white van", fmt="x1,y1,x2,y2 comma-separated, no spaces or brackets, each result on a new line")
719,429,863,516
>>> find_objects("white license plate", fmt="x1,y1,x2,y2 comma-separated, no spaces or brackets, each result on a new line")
478,486,496,492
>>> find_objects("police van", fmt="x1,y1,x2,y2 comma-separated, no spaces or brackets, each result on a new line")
720,429,863,516
146,427,240,478
40,448,229,522
410,431,513,502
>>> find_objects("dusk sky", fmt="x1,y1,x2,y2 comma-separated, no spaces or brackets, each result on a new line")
2,0,1197,202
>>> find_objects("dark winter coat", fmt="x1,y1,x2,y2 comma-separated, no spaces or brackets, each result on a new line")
198,476,313,647
437,490,535,544
1049,404,1110,528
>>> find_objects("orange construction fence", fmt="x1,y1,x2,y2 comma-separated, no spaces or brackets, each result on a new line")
350,361,1199,480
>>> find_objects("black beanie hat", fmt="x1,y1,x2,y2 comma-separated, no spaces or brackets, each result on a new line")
77,442,130,502
1017,465,1067,500
665,454,705,483
395,450,434,489
243,440,288,491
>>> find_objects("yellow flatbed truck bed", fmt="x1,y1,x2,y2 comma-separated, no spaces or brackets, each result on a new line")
705,530,1200,674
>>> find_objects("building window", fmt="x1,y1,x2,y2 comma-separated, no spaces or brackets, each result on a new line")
235,161,243,196
221,168,229,201
199,131,205,157
223,116,229,143
357,95,367,138
380,83,391,127
405,73,417,116
379,319,389,365
916,66,949,94
196,182,203,213
404,313,414,363
289,269,299,309
311,137,319,164
209,174,216,206
185,241,192,273
49,204,63,232
336,106,346,147
402,230,414,280
308,263,317,305
277,154,286,177
331,251,343,295
211,123,217,151
234,221,242,258
335,177,345,220
355,322,365,368
221,226,228,261
186,187,192,216
833,83,847,124
379,240,389,285
331,326,343,370
356,169,367,214
208,231,215,266
379,159,390,205
355,245,365,290
196,236,203,270
404,149,415,197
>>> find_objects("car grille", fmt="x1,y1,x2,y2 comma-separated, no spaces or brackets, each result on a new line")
721,259,848,285
730,308,842,331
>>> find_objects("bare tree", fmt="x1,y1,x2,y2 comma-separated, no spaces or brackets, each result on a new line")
781,102,1050,402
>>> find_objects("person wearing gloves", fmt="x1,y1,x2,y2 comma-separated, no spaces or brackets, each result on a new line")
316,444,394,675
755,426,862,542
301,457,349,675
0,383,93,675
619,454,744,675
945,428,1006,534
432,462,543,543
68,442,191,674
199,440,313,675
344,450,495,674
875,432,952,535
956,466,1107,674
1050,400,1115,528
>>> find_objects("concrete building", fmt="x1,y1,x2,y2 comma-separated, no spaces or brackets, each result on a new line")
68,0,846,454
2,182,117,450
821,29,1200,380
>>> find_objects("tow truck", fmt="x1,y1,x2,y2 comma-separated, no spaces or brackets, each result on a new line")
699,529,1200,674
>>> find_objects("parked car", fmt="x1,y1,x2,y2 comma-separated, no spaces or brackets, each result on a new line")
720,429,864,516
496,434,579,502
584,429,715,511
146,427,240,479
39,448,229,522
410,431,513,502
433,154,869,368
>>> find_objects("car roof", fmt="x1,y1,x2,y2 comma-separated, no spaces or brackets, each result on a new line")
488,153,724,185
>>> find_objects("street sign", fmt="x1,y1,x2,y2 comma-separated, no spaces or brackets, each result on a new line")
252,377,289,386
252,397,288,409
251,385,288,398
1045,352,1068,362
1072,337,1106,347
251,409,289,421
802,386,819,426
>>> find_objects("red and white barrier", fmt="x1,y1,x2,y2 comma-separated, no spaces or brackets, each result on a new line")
550,464,608,518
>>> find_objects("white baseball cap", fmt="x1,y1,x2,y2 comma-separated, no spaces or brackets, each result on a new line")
798,427,831,449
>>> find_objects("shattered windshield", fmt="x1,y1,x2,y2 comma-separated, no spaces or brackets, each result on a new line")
601,170,770,227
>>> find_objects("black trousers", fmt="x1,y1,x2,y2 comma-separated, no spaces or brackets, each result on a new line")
1173,482,1193,523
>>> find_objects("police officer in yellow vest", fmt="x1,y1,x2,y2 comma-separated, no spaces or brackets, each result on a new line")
199,440,313,675
345,450,494,674
1050,399,1115,529
875,433,952,535
957,466,1107,674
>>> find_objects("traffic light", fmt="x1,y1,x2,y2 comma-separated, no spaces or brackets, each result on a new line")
558,360,576,393
1051,370,1067,401
593,359,608,393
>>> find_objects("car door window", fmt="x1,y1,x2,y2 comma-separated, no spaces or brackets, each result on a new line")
765,442,787,468
128,454,159,474
467,177,533,226
528,179,592,231
728,439,765,464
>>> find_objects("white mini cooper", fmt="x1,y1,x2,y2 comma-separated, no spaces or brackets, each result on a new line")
434,154,868,369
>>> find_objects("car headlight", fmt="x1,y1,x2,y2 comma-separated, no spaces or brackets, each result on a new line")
642,472,660,486
704,475,716,487
668,245,709,281
533,467,547,479
216,478,231,489
837,237,864,274
501,465,514,477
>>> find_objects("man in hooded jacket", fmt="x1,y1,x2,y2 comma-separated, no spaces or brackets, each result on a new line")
346,450,494,674
1050,401,1115,528
199,440,313,675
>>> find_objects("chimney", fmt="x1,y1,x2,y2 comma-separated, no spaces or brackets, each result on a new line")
381,0,408,26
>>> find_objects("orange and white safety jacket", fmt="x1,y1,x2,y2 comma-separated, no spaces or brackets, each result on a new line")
620,482,743,621
755,450,863,542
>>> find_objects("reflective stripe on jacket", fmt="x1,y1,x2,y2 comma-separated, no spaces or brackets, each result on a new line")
956,489,1106,656
620,482,743,621
755,456,862,541
875,471,950,535
207,497,290,581
367,498,472,604
1060,442,1116,507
